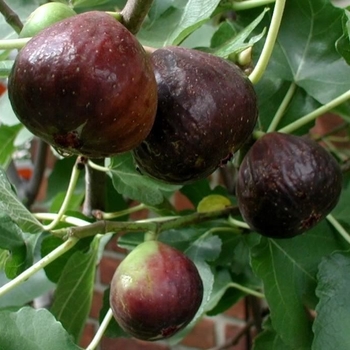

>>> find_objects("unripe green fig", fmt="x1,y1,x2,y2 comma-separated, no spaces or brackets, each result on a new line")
9,11,157,158
132,46,258,184
19,3,77,38
109,240,203,341
236,132,343,238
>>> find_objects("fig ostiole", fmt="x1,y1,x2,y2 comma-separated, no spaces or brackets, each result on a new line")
133,46,258,184
236,132,342,238
109,240,203,341
9,11,157,158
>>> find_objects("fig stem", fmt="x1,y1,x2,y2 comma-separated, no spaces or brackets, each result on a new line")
248,0,286,85
326,214,350,245
228,282,265,299
228,216,250,229
0,237,79,298
0,38,30,49
267,82,297,132
92,203,147,220
0,0,23,34
120,0,154,34
43,157,83,231
34,213,91,227
230,0,276,11
86,308,114,350
278,89,350,134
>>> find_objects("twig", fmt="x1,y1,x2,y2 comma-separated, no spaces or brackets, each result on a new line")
52,205,241,239
120,0,154,34
0,237,79,298
208,319,255,350
0,0,23,33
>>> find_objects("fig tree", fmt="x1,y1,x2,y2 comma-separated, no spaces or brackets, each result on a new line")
8,11,157,158
109,240,203,341
236,132,342,238
132,46,258,184
19,3,77,38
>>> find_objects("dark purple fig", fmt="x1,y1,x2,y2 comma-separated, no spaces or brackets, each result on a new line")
132,46,258,184
109,240,203,341
8,11,157,158
236,132,342,238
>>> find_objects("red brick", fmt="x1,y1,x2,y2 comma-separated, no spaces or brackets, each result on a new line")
224,298,246,320
173,191,195,211
79,321,96,348
90,290,104,320
181,318,216,349
101,337,170,350
224,324,247,350
99,255,123,285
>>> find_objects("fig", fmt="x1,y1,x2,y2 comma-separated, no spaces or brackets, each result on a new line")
236,132,342,238
8,11,157,158
132,46,258,184
109,240,203,341
19,3,76,38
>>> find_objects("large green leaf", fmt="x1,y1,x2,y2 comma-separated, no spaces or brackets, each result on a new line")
250,220,348,350
50,237,99,342
312,252,350,350
253,318,293,350
0,168,43,234
265,0,350,104
0,306,82,350
138,0,221,47
109,152,180,206
336,9,350,65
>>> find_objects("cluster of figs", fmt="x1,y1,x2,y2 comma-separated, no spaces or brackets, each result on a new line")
8,5,343,342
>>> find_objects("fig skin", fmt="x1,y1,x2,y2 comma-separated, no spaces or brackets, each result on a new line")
236,132,342,238
19,3,76,38
8,11,157,158
132,46,258,184
109,240,203,341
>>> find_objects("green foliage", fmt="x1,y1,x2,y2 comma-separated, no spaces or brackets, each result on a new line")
1,0,350,349
0,307,83,350
0,168,43,233
109,152,181,206
313,252,350,349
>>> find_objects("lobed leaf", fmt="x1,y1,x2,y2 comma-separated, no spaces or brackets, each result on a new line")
250,220,348,349
312,252,350,350
138,0,221,47
50,237,99,342
0,306,82,350
264,0,350,104
0,168,44,234
109,152,180,206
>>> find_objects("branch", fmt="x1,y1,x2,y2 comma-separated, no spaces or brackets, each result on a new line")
0,0,23,34
52,205,241,239
120,0,154,34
